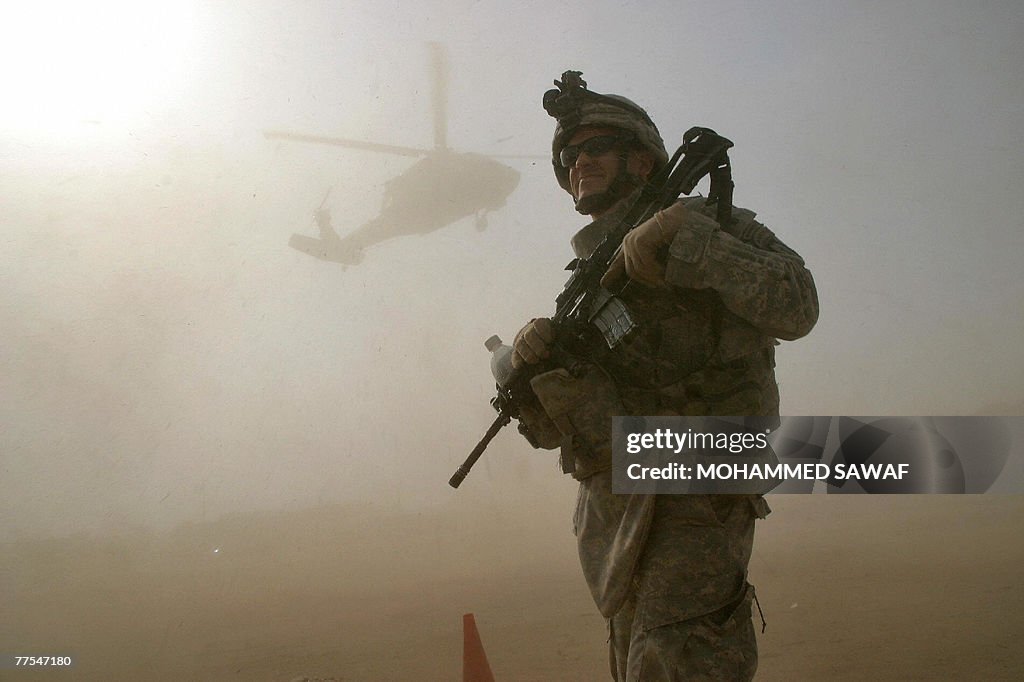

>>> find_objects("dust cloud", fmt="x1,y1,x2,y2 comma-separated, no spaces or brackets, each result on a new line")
4,497,1022,680
3,1,1024,680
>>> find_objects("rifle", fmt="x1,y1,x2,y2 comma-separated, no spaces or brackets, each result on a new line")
449,127,734,488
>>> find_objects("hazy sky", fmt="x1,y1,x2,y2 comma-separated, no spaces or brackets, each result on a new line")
2,0,1022,539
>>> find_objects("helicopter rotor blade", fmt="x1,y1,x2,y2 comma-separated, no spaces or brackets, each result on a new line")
486,153,549,160
264,131,428,157
430,42,448,151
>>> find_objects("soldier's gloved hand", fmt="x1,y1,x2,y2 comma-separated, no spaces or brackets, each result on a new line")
511,317,554,369
600,201,689,291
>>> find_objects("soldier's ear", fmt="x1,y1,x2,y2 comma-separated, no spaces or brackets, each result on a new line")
629,149,656,180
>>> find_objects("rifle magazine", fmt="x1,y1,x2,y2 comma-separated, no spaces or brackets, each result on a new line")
589,289,638,349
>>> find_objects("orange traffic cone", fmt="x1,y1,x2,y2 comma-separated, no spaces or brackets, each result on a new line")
462,613,495,682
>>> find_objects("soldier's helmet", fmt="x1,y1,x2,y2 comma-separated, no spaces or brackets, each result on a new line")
544,71,669,194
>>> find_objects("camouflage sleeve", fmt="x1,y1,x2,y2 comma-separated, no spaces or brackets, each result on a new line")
663,199,819,341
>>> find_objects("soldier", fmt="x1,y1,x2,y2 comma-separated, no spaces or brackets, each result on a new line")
509,73,819,680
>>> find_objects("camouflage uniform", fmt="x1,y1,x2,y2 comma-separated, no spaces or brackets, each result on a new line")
513,73,818,681
519,190,817,680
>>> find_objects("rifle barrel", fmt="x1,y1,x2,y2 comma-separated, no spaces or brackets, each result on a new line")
449,411,511,488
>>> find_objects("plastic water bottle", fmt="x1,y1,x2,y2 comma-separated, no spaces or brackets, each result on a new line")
485,335,514,387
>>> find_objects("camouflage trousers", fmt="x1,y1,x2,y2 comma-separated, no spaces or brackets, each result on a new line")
607,495,766,681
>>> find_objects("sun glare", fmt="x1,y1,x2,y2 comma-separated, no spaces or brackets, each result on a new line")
0,2,199,136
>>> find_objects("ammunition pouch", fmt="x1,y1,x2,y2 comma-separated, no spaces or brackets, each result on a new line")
513,387,564,450
529,360,626,480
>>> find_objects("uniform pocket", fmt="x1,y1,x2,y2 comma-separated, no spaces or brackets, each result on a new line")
708,581,754,629
747,495,771,520
655,494,723,528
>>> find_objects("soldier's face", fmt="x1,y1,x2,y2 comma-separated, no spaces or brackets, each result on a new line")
566,127,653,214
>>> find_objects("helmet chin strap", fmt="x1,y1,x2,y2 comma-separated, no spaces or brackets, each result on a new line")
574,153,643,216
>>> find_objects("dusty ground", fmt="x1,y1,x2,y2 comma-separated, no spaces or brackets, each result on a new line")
4,494,1023,681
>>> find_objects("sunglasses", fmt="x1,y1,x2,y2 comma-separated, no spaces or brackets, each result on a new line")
559,134,633,168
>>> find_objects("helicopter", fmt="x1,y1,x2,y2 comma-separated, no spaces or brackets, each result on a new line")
266,43,533,266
